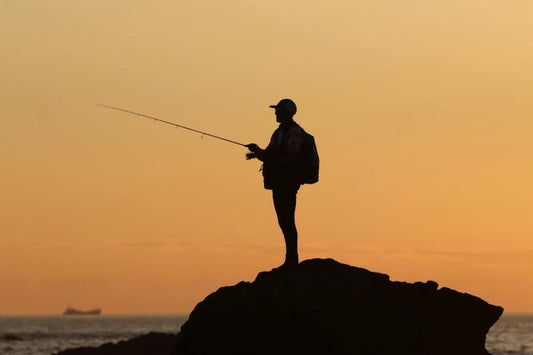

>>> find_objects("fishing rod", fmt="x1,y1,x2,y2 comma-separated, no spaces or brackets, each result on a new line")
98,104,247,147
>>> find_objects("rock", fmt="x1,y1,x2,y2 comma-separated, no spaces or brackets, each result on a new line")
2,333,24,341
173,258,503,355
54,332,176,355
54,258,503,355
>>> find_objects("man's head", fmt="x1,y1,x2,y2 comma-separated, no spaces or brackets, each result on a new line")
269,99,297,123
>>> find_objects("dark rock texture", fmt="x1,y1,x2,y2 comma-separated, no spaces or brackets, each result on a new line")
174,258,503,355
55,258,503,355
54,332,176,355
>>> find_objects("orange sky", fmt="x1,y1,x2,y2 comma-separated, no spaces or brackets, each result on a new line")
1,1,532,315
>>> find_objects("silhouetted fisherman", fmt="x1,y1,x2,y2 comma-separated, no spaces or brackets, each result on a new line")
246,99,304,270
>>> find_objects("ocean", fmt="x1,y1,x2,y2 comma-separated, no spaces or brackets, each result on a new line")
0,314,186,355
0,313,531,355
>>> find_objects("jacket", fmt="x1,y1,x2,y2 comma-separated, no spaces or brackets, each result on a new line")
262,121,303,190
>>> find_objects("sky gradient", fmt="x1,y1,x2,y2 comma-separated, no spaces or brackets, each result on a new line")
1,1,532,315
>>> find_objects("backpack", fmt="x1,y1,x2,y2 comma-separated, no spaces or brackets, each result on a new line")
298,128,320,184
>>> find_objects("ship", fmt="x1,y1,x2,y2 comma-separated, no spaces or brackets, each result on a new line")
63,307,102,315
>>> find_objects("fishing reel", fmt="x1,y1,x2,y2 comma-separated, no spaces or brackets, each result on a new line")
246,152,256,160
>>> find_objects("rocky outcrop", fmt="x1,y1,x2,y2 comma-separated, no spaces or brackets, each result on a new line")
174,258,503,355
55,258,503,355
54,332,176,355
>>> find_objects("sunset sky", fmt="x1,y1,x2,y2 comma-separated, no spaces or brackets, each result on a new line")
2,1,532,315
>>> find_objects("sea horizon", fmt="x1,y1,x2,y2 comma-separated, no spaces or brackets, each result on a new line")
2,310,531,317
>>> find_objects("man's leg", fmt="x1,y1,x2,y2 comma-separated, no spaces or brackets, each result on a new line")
273,187,299,266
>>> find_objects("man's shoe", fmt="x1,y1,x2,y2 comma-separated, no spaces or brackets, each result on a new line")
282,259,299,270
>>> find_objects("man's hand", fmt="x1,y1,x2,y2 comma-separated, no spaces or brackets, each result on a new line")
246,143,260,153
246,143,265,161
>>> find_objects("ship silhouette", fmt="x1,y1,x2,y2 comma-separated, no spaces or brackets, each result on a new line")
63,307,101,315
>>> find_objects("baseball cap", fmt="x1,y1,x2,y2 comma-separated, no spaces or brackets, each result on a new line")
269,99,297,114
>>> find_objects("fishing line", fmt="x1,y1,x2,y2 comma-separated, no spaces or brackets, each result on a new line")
97,104,246,147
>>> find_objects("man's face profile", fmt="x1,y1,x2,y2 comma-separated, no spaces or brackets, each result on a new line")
275,109,293,123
